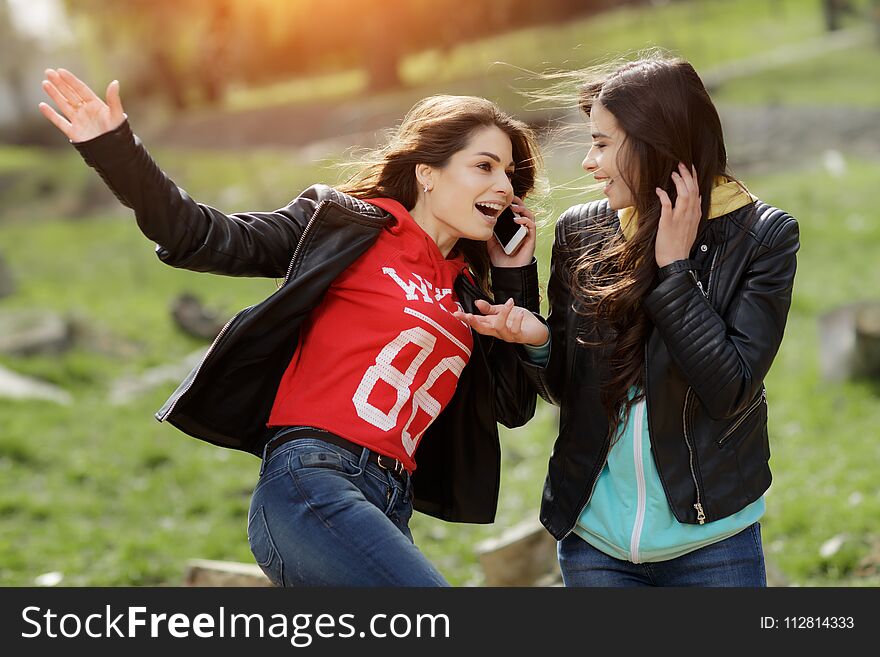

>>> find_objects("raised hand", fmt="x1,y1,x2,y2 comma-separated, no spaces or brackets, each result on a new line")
655,162,703,268
454,298,549,346
486,196,538,268
39,68,126,143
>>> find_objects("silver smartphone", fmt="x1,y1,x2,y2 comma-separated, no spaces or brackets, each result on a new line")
493,206,528,255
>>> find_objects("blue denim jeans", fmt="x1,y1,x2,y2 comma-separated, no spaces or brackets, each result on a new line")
247,428,449,587
558,523,767,587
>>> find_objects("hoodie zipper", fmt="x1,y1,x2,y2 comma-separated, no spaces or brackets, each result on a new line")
629,400,647,563
717,388,767,446
159,202,327,422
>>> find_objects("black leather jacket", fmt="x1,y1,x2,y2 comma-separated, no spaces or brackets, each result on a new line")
518,199,799,539
74,121,540,524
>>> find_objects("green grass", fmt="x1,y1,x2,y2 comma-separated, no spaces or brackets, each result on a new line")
0,144,333,226
0,394,261,586
712,40,880,107
404,0,826,84
744,158,880,585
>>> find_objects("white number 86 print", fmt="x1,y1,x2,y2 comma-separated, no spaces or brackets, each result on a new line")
352,326,466,456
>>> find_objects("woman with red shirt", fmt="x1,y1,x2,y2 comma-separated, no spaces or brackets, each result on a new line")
40,69,550,586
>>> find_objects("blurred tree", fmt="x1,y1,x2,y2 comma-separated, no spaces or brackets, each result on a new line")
60,0,634,108
198,0,232,104
823,0,857,30
0,0,38,120
64,0,220,109
874,0,880,44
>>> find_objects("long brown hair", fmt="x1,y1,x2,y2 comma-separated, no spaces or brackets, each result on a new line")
338,95,541,294
573,55,734,441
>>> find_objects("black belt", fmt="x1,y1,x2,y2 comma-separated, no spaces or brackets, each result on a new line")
267,427,409,481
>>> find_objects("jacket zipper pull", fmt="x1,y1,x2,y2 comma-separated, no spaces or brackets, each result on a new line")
694,502,706,525
690,271,708,298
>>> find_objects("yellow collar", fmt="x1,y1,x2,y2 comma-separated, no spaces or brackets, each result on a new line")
618,177,755,241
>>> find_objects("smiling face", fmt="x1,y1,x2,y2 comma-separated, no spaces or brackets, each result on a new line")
412,124,515,254
582,100,637,210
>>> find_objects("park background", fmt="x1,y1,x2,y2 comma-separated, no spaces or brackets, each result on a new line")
1,0,879,586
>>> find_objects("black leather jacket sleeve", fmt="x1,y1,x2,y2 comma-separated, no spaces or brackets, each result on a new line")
487,259,541,427
73,120,314,278
643,214,799,419
516,208,581,407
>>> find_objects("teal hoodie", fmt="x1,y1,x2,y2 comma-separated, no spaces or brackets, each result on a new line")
573,395,764,563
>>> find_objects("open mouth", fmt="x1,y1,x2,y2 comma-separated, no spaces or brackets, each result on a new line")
475,201,504,219
596,176,614,191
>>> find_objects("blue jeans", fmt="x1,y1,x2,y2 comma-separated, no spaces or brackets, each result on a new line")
558,523,767,587
247,429,449,587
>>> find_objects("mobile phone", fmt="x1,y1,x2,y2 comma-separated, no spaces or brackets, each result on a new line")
493,205,528,256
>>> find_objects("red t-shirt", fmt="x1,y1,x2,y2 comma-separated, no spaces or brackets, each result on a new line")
267,197,474,472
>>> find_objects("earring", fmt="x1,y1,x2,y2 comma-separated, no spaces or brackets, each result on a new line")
423,183,429,193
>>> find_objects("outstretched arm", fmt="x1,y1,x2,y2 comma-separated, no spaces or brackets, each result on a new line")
39,69,307,278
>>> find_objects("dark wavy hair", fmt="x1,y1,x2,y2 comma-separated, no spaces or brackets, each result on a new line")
338,95,541,294
573,55,737,441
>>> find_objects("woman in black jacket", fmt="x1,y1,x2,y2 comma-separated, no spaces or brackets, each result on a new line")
459,55,799,586
39,68,550,586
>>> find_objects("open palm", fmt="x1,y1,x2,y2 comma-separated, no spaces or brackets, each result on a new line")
39,68,126,143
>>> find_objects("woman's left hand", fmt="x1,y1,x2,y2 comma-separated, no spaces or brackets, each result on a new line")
39,69,127,143
655,162,702,267
454,298,549,346
486,196,537,268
